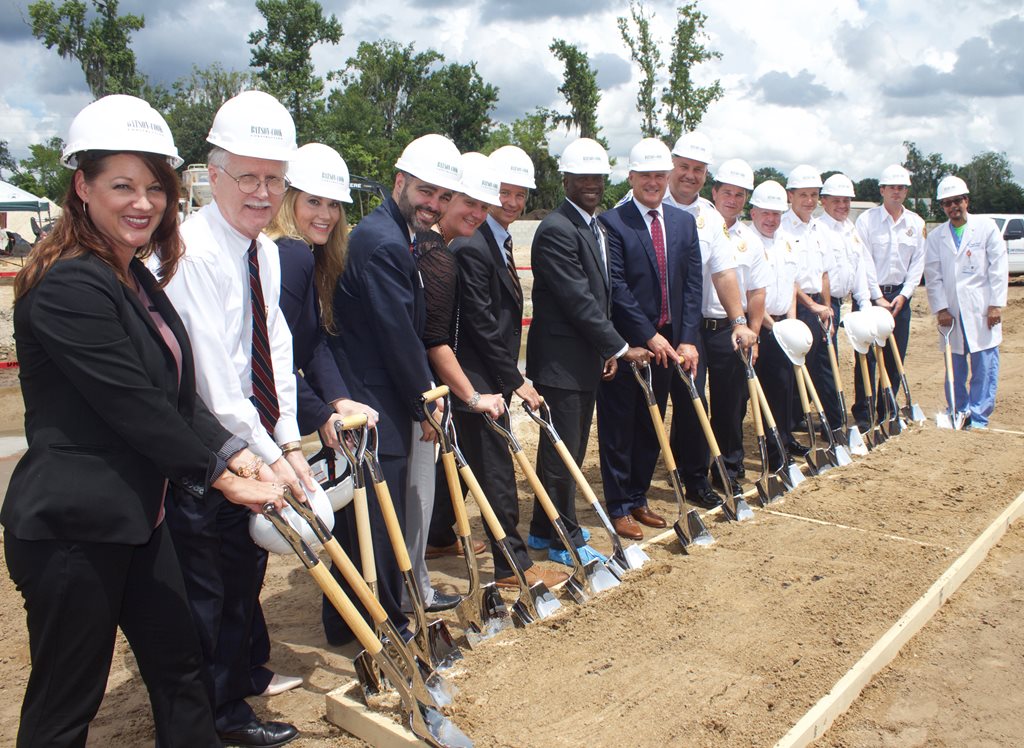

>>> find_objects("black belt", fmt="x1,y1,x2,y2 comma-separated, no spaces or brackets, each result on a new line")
702,317,730,331
770,314,787,322
880,284,901,294
831,296,844,304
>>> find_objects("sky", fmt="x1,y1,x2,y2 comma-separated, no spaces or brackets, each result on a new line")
2,0,1022,187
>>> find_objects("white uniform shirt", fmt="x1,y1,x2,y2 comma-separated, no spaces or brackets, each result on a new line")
163,202,299,463
755,224,801,317
816,213,871,307
665,194,737,315
782,210,833,295
854,204,926,299
703,220,771,317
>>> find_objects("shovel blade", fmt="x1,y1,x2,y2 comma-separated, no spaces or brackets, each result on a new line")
528,581,562,619
903,404,926,424
674,509,715,550
620,543,651,570
785,463,806,488
414,701,475,748
425,620,463,671
847,426,869,456
808,448,832,474
585,559,622,593
354,650,386,706
834,444,854,466
605,554,628,579
936,412,953,429
563,576,590,605
723,494,755,522
757,474,785,505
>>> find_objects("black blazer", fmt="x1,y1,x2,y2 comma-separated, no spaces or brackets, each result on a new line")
2,253,235,544
450,222,525,403
601,200,702,348
526,200,626,392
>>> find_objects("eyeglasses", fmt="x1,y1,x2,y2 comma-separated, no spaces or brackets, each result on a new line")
939,196,966,209
217,166,288,196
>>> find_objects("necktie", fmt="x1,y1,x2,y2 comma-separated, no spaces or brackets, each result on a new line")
503,235,523,305
248,240,280,433
590,218,607,279
649,210,670,327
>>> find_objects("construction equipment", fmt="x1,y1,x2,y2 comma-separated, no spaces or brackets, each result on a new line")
821,318,868,456
937,322,967,429
485,412,620,602
739,349,785,504
631,361,715,549
181,164,213,217
676,364,754,521
421,386,513,648
524,400,647,574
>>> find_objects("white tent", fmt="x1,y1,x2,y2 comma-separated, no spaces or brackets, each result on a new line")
0,180,49,212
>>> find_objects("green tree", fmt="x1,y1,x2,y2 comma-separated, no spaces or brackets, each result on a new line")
485,108,562,212
753,166,786,186
12,137,71,202
407,62,498,152
0,140,18,180
617,1,662,138
662,1,722,140
549,39,605,144
957,151,1024,214
854,177,879,203
28,0,144,97
162,64,254,169
248,0,342,143
902,141,955,220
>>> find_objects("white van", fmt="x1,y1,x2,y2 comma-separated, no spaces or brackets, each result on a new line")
978,214,1024,275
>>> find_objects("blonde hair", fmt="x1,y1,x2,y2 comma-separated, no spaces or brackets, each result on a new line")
266,187,348,334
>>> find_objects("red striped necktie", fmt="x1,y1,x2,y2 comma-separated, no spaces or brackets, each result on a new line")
248,239,280,433
649,210,670,327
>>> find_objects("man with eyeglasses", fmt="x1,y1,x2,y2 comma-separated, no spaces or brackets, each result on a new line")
161,91,311,748
852,163,926,432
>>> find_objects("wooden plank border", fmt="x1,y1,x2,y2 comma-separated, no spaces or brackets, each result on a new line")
325,682,427,747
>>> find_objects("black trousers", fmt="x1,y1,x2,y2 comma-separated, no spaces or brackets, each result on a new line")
852,289,911,423
5,525,218,748
797,299,842,430
756,325,796,465
669,339,711,490
702,323,748,478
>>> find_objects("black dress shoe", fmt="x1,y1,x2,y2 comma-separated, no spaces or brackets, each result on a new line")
785,441,810,458
425,590,462,612
685,482,722,509
218,719,299,747
709,470,742,497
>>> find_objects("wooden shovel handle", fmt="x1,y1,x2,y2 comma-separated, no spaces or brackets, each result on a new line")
647,403,678,472
874,344,894,388
459,465,506,542
690,395,722,459
554,440,600,509
309,563,382,655
794,364,812,415
858,353,874,398
440,451,471,537
802,366,826,416
826,338,845,395
422,385,450,404
944,343,955,387
754,377,779,430
338,413,368,431
888,334,907,376
371,477,413,572
512,449,560,523
352,485,376,588
747,377,765,438
321,537,388,625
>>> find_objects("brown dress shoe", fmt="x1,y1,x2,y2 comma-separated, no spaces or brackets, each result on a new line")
611,514,644,540
494,565,569,590
630,506,667,528
425,539,488,559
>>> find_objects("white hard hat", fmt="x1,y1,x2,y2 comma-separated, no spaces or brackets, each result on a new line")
866,305,895,345
715,158,754,191
879,163,911,186
457,152,501,206
394,133,463,192
62,95,182,169
249,483,335,555
821,173,855,197
786,164,822,190
670,131,713,165
628,138,673,172
287,143,352,203
936,175,969,201
843,310,874,355
750,180,788,211
488,145,536,189
207,90,296,162
773,318,814,366
559,137,611,175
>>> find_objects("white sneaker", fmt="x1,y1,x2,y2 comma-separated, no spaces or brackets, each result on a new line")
260,672,303,696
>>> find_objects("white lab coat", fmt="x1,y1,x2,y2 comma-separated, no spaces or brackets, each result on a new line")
924,213,1008,355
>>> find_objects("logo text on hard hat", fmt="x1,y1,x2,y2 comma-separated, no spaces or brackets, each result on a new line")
437,161,459,175
322,171,345,184
126,119,165,134
251,125,284,140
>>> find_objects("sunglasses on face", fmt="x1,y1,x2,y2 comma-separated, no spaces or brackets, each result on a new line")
939,196,966,209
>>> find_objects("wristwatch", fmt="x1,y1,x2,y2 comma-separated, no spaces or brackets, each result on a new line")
730,315,748,327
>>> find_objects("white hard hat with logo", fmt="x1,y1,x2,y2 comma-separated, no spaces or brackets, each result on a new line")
936,175,970,201
207,90,297,162
248,483,335,555
715,158,754,191
394,133,463,192
843,310,875,355
670,131,713,164
457,152,502,206
62,94,182,169
287,143,352,203
628,138,673,172
786,164,822,190
773,318,814,366
879,163,912,186
750,180,788,211
866,305,895,346
489,145,536,189
559,138,611,175
821,173,855,197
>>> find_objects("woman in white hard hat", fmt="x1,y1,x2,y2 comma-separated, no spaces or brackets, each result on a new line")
1,95,284,747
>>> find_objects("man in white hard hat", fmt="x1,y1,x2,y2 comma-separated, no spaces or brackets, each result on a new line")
707,158,770,492
432,145,567,589
325,133,458,645
749,180,805,463
596,137,702,540
527,137,651,566
161,90,306,746
852,163,926,431
924,176,1007,429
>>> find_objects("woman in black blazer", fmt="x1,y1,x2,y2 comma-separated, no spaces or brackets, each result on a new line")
1,96,285,748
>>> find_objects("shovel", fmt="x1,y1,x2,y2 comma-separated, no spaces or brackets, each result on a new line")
821,318,868,456
421,386,513,648
485,412,619,602
524,399,646,574
738,349,784,505
362,427,463,672
793,363,832,474
936,323,966,430
800,366,853,466
630,361,714,549
874,342,906,437
261,504,473,748
677,364,754,521
887,334,926,424
751,371,806,490
336,419,377,600
856,351,883,446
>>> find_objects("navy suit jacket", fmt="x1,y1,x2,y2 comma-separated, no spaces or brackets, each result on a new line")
328,198,433,457
600,200,702,348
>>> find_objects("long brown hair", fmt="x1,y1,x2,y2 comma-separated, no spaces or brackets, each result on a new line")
265,187,348,334
15,150,183,300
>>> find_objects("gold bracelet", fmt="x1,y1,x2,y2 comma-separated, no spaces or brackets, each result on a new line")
235,455,263,479
279,441,303,454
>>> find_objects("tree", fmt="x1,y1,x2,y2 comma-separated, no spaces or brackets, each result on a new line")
162,64,254,168
11,137,71,202
902,141,955,220
28,0,144,97
957,151,1024,214
753,166,786,186
854,177,879,203
485,108,562,212
407,62,498,152
248,0,342,143
617,1,662,138
549,39,605,144
0,140,18,180
662,2,722,140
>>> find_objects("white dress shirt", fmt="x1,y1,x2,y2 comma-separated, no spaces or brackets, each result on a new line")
854,204,926,299
163,202,300,463
782,210,833,295
666,194,737,315
702,220,771,317
754,224,801,317
816,213,871,307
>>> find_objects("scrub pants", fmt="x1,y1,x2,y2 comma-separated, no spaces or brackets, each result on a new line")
949,342,1000,428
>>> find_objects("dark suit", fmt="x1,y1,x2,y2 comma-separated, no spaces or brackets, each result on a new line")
597,201,702,517
526,200,627,547
325,197,433,641
3,253,229,747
